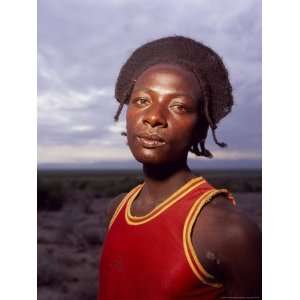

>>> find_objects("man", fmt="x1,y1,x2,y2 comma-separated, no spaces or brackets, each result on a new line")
98,36,261,299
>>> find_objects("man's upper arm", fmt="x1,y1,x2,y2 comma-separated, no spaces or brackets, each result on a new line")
219,213,262,298
192,197,261,298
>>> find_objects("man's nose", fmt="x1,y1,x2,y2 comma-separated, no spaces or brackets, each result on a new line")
142,105,167,128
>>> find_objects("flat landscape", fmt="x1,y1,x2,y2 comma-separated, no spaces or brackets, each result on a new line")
37,169,261,300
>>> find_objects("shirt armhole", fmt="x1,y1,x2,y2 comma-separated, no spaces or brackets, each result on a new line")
183,188,235,288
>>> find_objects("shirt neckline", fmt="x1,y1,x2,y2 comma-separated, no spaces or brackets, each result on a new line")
125,176,205,225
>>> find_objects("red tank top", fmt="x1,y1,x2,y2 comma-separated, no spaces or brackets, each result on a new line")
98,177,236,300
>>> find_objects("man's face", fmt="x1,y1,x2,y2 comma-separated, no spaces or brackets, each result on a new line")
126,63,202,165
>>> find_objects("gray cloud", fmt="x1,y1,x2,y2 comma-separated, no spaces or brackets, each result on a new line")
38,0,261,163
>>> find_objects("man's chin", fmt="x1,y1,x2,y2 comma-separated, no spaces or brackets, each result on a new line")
132,152,170,166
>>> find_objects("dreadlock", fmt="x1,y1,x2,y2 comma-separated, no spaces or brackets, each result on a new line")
114,36,233,158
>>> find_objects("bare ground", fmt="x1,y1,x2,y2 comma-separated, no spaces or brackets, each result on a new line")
37,192,261,300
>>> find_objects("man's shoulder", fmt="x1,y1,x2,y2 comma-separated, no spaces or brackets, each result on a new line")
195,194,260,246
191,194,261,279
105,193,127,230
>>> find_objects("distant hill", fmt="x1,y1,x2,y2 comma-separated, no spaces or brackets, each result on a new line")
38,159,261,171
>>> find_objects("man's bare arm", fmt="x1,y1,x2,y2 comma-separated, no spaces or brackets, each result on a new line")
192,196,261,299
219,213,261,299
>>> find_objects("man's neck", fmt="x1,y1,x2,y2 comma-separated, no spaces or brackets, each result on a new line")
140,160,196,204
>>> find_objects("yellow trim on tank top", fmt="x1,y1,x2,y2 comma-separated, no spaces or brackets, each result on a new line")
108,185,143,229
125,177,205,225
183,188,234,288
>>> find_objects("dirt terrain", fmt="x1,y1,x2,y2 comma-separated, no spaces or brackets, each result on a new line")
37,192,261,300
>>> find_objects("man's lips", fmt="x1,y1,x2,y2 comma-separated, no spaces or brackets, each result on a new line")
136,133,166,148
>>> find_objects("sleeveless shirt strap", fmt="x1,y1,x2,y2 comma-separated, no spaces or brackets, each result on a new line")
183,188,236,288
108,184,143,230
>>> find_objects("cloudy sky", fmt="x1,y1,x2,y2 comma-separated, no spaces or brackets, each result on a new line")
37,0,261,167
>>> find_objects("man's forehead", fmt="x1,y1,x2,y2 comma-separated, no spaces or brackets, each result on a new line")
134,64,201,97
132,86,194,99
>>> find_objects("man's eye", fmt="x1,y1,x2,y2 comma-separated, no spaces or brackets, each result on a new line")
171,104,188,113
133,97,149,106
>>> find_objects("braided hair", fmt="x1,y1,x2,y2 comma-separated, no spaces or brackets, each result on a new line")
114,36,233,158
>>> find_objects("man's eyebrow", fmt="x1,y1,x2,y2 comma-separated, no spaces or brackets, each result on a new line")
132,87,194,98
